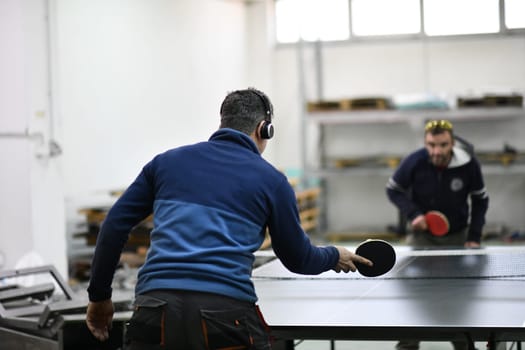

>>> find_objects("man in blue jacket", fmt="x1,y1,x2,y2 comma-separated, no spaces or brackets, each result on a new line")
387,119,488,249
386,119,489,350
86,88,372,349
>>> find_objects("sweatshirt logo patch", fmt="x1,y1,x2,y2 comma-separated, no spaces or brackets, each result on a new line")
450,178,463,191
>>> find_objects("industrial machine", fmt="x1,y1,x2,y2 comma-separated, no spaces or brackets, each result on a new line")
0,265,132,350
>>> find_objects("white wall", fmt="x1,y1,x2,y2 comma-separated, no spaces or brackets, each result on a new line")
0,0,67,276
54,0,250,196
53,0,270,274
1,0,255,278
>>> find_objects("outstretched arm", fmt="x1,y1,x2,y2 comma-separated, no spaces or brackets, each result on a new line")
386,178,423,223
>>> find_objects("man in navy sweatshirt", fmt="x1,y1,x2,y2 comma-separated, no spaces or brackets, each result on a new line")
386,119,489,350
86,88,372,349
387,119,488,249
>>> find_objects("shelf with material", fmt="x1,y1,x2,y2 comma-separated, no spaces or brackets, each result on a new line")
307,167,395,178
307,107,524,126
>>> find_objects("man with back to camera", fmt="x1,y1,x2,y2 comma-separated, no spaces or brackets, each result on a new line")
85,87,372,349
386,119,490,350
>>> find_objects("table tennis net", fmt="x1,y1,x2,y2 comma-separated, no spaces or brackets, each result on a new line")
253,247,525,280
391,248,525,279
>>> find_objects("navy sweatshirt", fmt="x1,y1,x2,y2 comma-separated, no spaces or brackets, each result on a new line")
386,146,489,243
88,128,338,303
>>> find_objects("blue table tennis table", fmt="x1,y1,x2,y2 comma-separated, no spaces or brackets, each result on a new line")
253,246,525,350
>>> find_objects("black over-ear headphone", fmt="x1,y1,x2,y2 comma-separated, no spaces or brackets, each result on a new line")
251,90,274,139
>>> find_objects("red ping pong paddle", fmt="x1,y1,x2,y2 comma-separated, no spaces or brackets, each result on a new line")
354,239,396,277
425,211,449,236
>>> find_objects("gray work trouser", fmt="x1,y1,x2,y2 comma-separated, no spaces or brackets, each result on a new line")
124,289,272,350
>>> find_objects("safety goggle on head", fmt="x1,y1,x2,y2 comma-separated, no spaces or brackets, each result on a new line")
424,119,453,132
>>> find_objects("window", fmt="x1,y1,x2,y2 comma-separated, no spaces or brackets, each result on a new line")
505,0,525,29
424,0,499,36
275,0,349,43
352,0,420,36
274,0,525,44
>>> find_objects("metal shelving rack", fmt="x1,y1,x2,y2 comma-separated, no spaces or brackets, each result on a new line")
307,107,525,177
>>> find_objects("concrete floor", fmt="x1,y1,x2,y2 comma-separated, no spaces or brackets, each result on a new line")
293,340,519,349
295,340,451,349
293,340,496,349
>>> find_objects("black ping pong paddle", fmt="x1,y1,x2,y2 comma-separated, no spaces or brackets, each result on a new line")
355,239,396,277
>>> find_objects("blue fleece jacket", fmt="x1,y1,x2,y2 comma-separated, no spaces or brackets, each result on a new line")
87,128,338,303
386,146,489,243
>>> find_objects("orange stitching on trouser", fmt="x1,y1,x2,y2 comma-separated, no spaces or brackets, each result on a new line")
160,309,165,346
201,319,210,350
